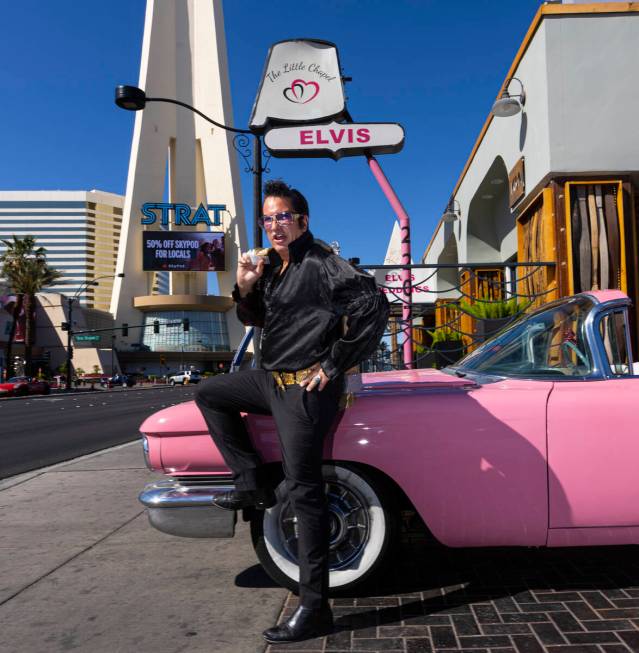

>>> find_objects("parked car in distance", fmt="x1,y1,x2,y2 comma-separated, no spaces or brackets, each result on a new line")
138,290,638,594
0,376,51,397
108,374,136,387
167,370,201,385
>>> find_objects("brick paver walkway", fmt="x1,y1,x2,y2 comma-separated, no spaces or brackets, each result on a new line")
264,539,639,653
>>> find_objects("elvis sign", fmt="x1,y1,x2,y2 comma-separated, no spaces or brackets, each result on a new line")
264,121,405,160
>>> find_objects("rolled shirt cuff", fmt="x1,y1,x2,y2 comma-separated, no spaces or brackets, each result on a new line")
231,283,255,303
231,284,243,303
320,357,341,380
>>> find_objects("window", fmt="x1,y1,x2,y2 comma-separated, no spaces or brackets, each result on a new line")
598,311,631,376
457,297,594,378
141,311,229,352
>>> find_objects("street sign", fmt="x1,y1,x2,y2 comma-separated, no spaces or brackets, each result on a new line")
264,121,405,160
74,335,101,342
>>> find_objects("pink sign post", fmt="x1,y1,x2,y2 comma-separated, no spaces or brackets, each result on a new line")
366,155,413,369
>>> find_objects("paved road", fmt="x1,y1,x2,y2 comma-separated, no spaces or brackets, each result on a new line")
0,386,197,479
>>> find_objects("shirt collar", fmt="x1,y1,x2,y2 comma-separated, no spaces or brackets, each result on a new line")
268,230,314,266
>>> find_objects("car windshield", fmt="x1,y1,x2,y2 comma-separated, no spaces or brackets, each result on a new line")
454,296,595,378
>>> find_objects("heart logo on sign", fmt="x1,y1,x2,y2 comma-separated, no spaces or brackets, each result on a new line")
283,79,320,104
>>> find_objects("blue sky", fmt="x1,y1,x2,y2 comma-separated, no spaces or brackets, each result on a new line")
1,0,541,264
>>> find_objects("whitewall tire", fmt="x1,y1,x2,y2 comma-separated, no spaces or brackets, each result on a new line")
250,464,395,594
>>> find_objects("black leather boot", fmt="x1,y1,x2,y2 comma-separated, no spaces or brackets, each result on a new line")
262,604,333,643
212,487,276,511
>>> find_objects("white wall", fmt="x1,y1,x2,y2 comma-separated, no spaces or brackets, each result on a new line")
545,14,639,172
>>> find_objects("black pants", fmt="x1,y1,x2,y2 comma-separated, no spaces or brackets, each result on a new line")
195,368,343,608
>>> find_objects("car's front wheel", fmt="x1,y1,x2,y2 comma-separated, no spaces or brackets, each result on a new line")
250,464,395,594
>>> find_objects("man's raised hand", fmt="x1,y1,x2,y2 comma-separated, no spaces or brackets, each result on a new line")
237,253,265,297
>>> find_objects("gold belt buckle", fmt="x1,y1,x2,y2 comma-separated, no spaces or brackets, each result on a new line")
272,366,314,389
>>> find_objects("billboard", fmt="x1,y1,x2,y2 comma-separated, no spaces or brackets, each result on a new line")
142,232,225,271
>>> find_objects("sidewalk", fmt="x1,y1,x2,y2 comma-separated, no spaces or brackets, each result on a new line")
3,445,639,653
0,443,287,653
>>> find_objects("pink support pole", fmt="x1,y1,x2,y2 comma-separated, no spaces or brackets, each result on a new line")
366,155,413,369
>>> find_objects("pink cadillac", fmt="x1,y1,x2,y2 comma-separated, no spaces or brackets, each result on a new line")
139,290,638,593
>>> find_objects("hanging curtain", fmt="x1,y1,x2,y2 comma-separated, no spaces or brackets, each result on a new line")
570,183,621,292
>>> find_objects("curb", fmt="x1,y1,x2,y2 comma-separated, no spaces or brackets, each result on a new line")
0,384,175,402
0,440,141,491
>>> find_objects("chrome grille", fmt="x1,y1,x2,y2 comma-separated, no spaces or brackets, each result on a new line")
171,475,234,487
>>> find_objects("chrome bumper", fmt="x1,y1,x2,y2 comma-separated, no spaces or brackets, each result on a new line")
139,479,236,538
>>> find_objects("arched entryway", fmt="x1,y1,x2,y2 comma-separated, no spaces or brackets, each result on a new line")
466,157,515,262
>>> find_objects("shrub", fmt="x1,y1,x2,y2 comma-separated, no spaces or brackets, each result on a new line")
458,296,530,320
427,326,463,344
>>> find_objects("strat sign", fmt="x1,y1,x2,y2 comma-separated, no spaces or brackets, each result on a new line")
140,203,225,227
265,121,405,160
250,39,346,130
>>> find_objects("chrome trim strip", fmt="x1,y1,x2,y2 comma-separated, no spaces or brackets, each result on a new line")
138,480,235,508
141,436,152,471
591,304,636,379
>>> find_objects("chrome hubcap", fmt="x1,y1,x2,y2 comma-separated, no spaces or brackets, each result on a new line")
278,479,370,570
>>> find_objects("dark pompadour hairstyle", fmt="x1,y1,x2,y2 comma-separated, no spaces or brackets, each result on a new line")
263,179,309,217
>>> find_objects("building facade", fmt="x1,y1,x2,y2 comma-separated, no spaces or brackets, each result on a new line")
0,190,123,310
423,2,639,348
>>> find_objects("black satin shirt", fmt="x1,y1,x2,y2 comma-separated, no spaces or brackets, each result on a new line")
231,230,389,378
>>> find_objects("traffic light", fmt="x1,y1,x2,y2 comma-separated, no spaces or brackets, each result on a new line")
153,320,160,334
61,322,70,331
159,355,166,366
182,318,190,332
68,346,74,359
122,323,129,337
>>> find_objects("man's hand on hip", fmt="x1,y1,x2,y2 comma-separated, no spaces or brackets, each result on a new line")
299,364,329,392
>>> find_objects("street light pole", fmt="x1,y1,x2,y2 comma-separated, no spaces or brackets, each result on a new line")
65,297,74,391
253,135,263,250
64,273,124,391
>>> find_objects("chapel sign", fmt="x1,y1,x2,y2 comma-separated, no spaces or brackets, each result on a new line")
250,39,346,131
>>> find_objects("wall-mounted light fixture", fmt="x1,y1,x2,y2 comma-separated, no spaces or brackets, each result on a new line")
442,198,461,223
491,77,526,117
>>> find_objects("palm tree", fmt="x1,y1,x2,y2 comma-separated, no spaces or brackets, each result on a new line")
0,235,61,377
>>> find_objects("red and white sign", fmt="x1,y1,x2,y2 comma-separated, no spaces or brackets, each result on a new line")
369,222,435,304
372,269,436,304
250,40,346,131
264,121,405,160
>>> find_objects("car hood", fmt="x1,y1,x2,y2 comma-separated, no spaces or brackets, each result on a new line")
140,368,476,436
353,368,477,394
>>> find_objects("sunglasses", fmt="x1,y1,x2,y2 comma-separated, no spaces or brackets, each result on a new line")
258,211,305,229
